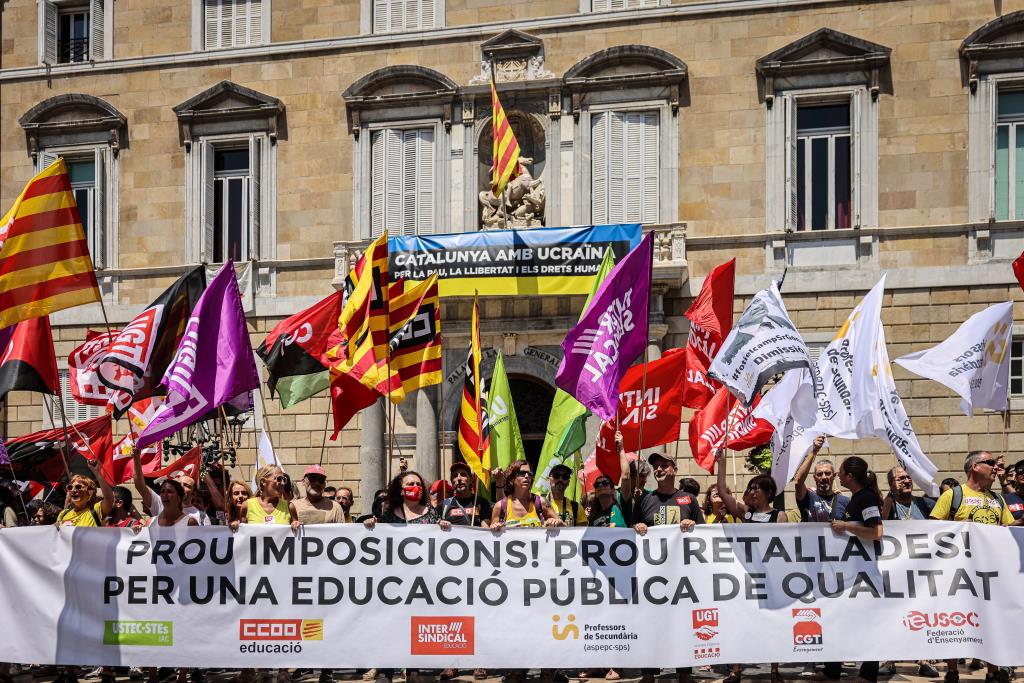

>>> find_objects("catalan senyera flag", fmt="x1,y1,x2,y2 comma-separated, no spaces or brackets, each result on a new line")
490,79,521,198
328,232,391,392
0,158,100,329
458,293,492,490
383,274,442,403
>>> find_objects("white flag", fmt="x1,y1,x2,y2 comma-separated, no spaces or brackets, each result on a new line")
895,301,1013,416
813,275,888,439
753,368,820,493
251,428,279,491
710,281,813,406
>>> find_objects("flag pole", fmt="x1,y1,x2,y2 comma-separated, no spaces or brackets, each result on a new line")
636,235,654,459
438,348,447,480
318,409,330,467
4,461,33,524
51,396,78,481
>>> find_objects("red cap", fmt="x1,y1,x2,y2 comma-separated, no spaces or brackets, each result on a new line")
431,480,454,496
303,465,327,477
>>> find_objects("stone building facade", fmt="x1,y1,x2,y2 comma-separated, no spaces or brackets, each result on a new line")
3,0,1024,510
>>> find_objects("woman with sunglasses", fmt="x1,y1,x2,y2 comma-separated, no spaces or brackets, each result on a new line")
588,475,629,528
713,449,787,683
491,460,563,529
364,471,439,527
243,466,300,530
56,460,116,527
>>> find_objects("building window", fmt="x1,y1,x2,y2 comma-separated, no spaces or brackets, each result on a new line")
995,90,1024,221
43,368,105,428
1011,337,1024,397
190,136,267,264
370,127,435,237
37,148,110,269
203,0,263,49
590,0,656,10
591,110,659,225
213,147,250,262
40,0,108,64
796,102,852,231
372,0,436,33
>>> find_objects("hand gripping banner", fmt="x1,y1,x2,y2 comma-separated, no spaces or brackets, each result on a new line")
1,524,1022,668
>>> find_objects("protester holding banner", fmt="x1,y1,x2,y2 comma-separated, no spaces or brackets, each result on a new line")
627,452,704,534
823,456,885,683
56,461,114,527
491,460,563,529
293,465,343,525
366,471,439,526
131,449,209,525
226,481,252,529
27,499,59,525
244,466,300,530
439,462,491,528
104,486,142,529
546,464,587,526
144,480,197,528
793,436,848,522
588,432,633,529
882,467,935,520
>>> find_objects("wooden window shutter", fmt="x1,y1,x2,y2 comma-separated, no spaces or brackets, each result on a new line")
608,112,626,223
42,0,58,64
415,128,435,234
91,146,107,269
201,140,217,263
370,129,386,238
89,0,105,60
249,134,262,260
640,111,659,223
591,112,608,224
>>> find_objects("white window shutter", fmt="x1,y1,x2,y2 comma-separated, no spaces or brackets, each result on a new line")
201,141,216,262
384,129,403,235
249,134,262,260
402,130,418,234
92,146,107,269
89,0,105,59
249,0,262,44
204,0,219,48
373,0,389,32
609,0,625,9
591,0,609,10
37,150,59,173
641,111,659,223
608,112,626,223
591,112,608,224
623,113,643,222
370,130,386,238
420,0,435,28
851,89,862,228
42,0,58,64
416,129,435,234
784,95,798,231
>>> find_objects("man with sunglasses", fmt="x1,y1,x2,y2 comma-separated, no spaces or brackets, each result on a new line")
439,461,491,528
294,465,344,525
626,451,704,535
546,464,587,526
881,466,934,520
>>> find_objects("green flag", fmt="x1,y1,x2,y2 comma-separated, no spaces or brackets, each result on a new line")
533,246,617,499
488,352,526,471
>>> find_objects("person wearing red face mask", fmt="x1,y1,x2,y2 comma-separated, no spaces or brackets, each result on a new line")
363,470,439,527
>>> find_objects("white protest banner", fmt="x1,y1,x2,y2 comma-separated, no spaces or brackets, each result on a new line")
1,524,1022,668
710,282,813,408
895,301,1013,416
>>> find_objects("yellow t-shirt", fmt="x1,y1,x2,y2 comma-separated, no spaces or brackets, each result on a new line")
929,484,1014,525
57,502,103,527
706,512,740,524
246,497,292,525
548,497,588,526
505,499,544,528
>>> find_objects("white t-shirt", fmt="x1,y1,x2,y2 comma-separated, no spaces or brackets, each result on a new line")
147,487,210,526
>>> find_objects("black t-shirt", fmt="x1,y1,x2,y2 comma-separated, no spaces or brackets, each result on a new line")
440,495,492,526
633,489,705,526
1002,492,1024,520
843,488,883,527
743,508,783,523
797,489,850,522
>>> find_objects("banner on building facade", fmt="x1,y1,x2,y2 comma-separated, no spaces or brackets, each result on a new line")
1,524,1022,667
388,224,641,297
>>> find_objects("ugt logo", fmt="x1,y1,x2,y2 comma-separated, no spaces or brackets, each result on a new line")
792,608,822,646
551,614,579,641
692,608,719,642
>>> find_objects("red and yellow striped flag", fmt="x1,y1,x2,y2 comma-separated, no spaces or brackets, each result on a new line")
0,158,100,329
490,78,522,198
327,232,391,392
383,274,442,404
458,293,491,489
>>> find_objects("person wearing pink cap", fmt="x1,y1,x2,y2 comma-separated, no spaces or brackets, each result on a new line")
294,464,344,526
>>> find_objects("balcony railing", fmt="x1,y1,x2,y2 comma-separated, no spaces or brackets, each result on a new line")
58,37,90,63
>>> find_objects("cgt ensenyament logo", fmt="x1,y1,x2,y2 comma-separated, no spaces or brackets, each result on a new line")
792,608,823,648
410,617,475,655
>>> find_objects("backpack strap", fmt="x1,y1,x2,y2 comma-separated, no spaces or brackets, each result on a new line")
440,498,452,521
950,485,963,520
534,494,546,519
90,505,103,527
498,497,509,523
570,500,580,524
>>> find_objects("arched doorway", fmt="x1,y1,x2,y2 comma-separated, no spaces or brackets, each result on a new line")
507,373,554,468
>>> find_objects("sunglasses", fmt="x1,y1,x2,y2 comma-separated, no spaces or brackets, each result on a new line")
515,470,534,478
550,473,570,482
273,476,288,483
977,460,998,468
68,484,90,492
594,479,613,489
306,476,326,484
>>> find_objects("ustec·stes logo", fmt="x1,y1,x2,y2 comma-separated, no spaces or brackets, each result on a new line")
792,608,823,646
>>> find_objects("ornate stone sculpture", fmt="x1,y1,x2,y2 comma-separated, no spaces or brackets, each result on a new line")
479,157,546,229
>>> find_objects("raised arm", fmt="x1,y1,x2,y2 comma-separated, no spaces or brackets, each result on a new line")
132,449,156,512
85,458,116,517
204,468,226,512
794,435,826,503
714,449,745,519
616,429,636,503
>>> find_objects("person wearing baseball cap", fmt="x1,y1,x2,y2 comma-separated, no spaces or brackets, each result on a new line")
438,461,492,529
546,464,587,526
293,464,344,525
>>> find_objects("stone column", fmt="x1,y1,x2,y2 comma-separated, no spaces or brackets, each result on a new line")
360,398,386,516
416,386,440,485
647,322,668,361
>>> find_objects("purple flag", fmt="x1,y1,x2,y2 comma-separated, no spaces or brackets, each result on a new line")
0,440,9,466
137,262,260,448
555,231,652,421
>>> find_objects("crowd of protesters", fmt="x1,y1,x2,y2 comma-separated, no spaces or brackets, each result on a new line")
1,435,1023,683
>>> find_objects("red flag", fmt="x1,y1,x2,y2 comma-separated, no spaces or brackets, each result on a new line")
1014,250,1024,292
100,435,160,485
594,353,687,478
5,414,113,483
688,386,773,473
685,259,735,366
145,444,201,480
580,448,638,493
0,316,60,401
672,346,719,410
68,330,117,406
330,372,379,439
